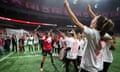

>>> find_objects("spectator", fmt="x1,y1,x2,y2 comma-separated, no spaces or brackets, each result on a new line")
0,37,3,55
12,34,17,52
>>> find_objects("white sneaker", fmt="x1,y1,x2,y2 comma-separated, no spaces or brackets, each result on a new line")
40,68,43,71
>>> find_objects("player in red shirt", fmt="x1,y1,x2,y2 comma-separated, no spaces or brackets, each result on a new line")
40,32,54,71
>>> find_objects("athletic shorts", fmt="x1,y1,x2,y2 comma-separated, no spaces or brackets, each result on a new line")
42,50,52,56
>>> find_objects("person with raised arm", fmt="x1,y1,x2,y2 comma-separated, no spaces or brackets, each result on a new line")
65,30,79,72
87,4,116,72
64,0,114,72
39,31,54,71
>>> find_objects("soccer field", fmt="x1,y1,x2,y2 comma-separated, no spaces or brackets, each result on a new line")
0,38,120,72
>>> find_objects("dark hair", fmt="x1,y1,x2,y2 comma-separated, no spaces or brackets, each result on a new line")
107,31,114,36
96,16,114,37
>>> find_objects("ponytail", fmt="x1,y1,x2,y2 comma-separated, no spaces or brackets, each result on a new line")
96,16,114,37
101,19,114,35
100,19,110,37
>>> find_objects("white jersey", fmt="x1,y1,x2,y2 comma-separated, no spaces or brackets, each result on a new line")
66,37,79,59
78,38,88,56
80,26,103,72
103,34,113,63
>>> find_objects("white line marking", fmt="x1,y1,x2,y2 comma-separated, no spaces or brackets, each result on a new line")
8,54,40,59
0,52,14,62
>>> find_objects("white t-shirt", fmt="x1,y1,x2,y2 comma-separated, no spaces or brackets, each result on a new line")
78,38,88,56
34,36,39,44
59,37,63,48
66,37,79,59
103,34,113,63
53,42,58,48
27,36,33,45
103,43,113,63
80,26,103,72
65,37,73,48
59,37,66,48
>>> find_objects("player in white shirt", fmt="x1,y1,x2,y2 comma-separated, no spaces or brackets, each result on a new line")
59,32,67,60
33,33,39,52
65,30,79,72
27,34,34,53
77,33,88,66
99,32,115,72
64,0,114,72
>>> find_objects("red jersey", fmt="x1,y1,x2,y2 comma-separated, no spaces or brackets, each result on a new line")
58,34,62,41
43,36,52,51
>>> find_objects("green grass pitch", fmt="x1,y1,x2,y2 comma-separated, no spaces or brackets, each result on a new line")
0,38,120,72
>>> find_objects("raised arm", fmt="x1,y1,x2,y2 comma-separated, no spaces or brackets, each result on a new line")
87,4,97,18
71,29,77,39
64,0,84,31
34,25,40,32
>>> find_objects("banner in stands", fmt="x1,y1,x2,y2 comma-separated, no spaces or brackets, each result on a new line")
6,28,28,39
0,0,120,18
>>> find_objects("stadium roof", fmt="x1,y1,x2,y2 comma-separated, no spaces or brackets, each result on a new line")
0,0,120,32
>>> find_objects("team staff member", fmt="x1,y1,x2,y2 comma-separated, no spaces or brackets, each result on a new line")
12,34,17,52
40,32,54,71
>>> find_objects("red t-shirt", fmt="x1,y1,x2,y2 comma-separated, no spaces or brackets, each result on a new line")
43,36,52,51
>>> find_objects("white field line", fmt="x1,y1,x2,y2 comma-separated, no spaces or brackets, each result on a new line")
8,54,40,59
0,52,14,62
